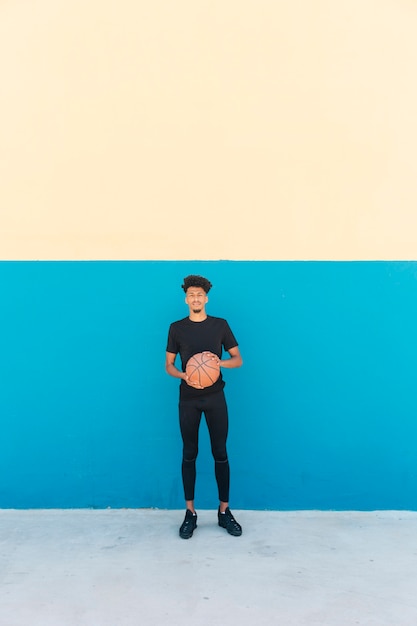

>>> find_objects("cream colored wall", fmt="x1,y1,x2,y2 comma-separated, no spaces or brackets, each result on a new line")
1,0,417,260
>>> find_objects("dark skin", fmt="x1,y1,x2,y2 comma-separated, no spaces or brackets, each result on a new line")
165,284,243,511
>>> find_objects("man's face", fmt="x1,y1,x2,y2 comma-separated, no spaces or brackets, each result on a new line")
185,286,208,314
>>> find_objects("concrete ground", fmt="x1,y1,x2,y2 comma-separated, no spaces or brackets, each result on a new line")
1,509,417,626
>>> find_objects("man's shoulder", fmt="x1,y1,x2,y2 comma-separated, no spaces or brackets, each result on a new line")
207,315,229,324
169,316,189,328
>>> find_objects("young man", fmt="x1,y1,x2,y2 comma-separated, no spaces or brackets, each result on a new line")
165,274,243,539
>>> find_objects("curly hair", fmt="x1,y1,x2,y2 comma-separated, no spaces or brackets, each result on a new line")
181,274,212,293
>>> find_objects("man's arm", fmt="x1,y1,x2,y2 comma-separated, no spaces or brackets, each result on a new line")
220,345,243,369
165,351,186,380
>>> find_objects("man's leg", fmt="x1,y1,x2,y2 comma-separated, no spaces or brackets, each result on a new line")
204,391,230,504
205,391,242,536
179,397,202,503
178,398,202,538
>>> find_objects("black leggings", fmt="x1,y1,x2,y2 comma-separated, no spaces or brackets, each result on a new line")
179,389,230,503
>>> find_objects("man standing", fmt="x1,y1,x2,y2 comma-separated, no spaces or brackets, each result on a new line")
165,274,243,539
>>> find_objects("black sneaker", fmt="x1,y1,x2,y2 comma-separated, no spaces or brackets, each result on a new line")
218,507,242,536
179,509,197,539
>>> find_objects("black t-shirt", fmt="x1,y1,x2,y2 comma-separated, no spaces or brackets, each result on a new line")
166,315,238,397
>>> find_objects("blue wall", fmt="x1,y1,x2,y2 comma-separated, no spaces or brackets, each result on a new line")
1,261,417,510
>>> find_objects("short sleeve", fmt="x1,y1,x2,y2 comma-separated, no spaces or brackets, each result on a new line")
223,320,238,352
166,324,178,354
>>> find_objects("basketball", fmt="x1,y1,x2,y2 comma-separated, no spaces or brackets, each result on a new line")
185,352,220,388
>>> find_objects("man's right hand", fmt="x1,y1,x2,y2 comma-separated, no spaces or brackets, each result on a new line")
184,374,204,390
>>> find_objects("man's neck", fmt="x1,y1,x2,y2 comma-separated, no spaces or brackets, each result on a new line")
189,310,208,322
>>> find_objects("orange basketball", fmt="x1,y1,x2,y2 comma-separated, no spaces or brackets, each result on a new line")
186,352,221,388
